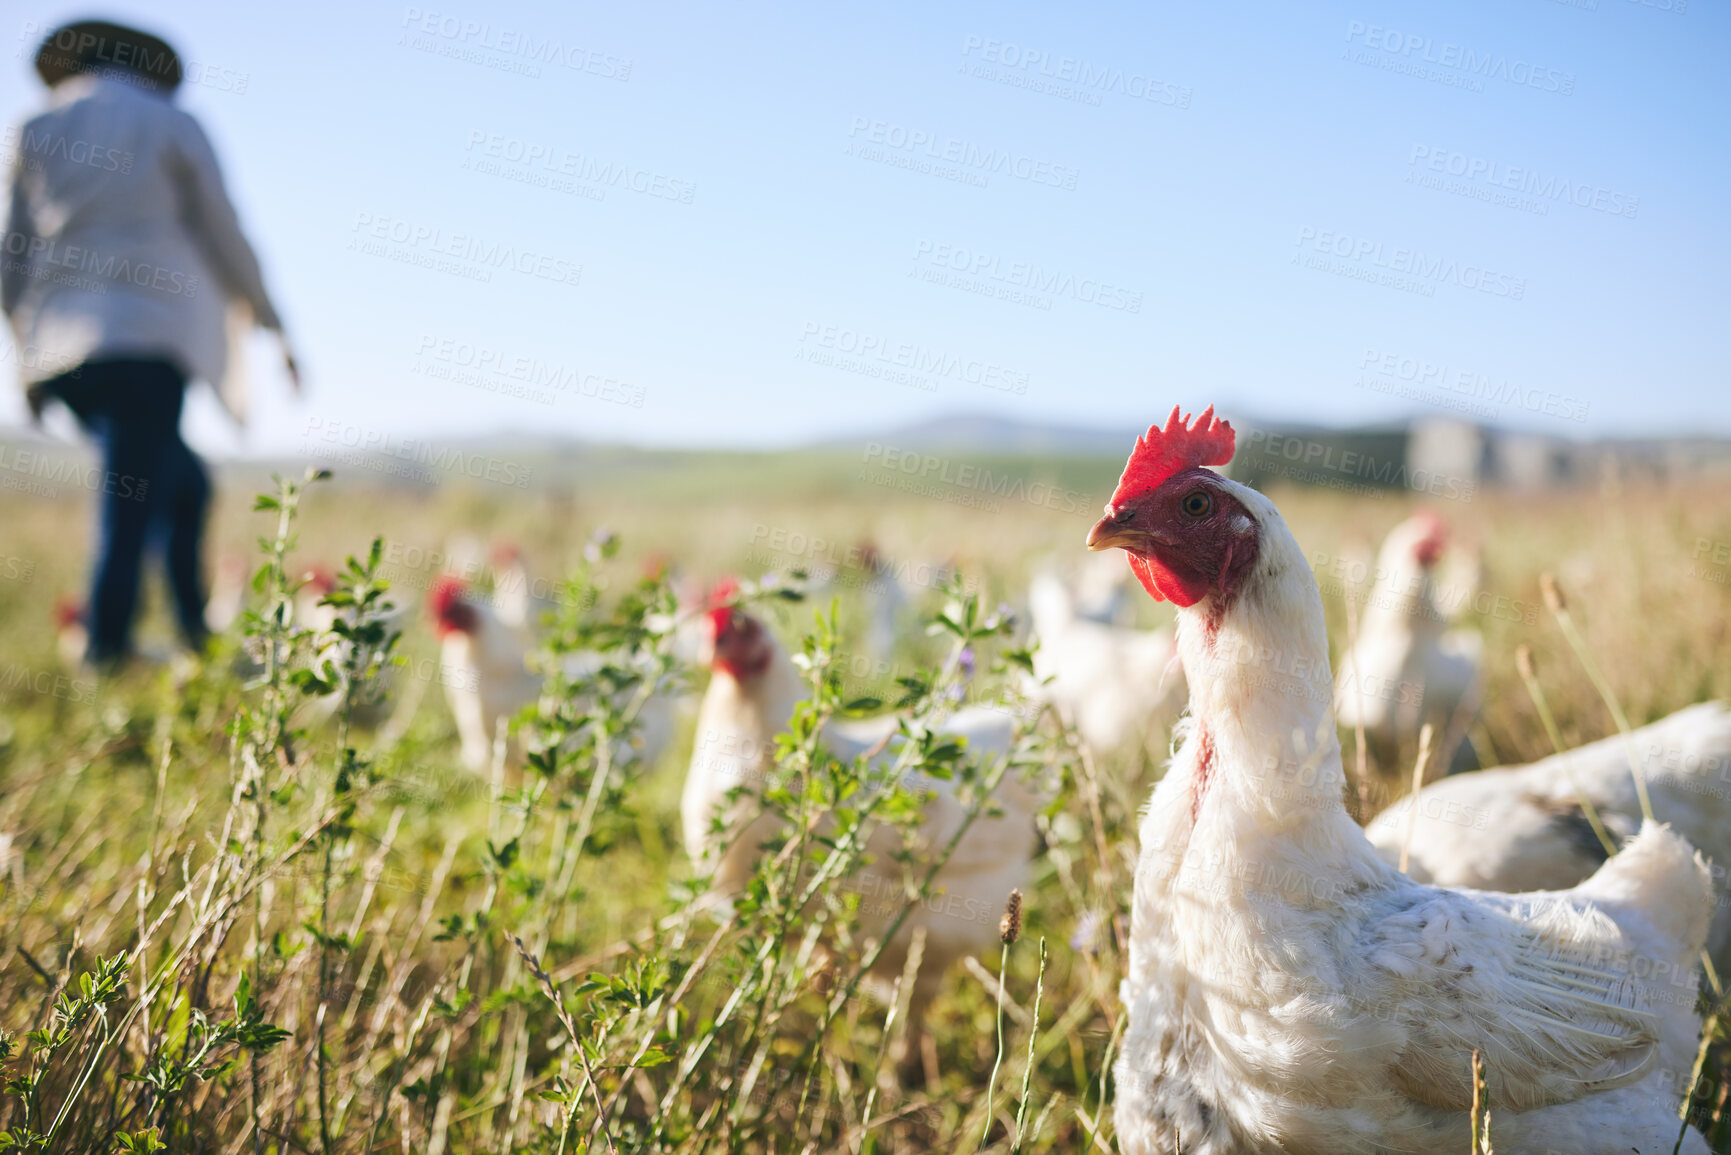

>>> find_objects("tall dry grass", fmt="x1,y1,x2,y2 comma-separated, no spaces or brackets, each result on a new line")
0,460,1727,1151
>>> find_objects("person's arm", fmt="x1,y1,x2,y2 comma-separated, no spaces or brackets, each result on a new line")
5,125,56,419
166,109,283,331
1,136,35,319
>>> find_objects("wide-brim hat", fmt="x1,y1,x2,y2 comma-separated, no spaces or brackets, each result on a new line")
34,20,182,92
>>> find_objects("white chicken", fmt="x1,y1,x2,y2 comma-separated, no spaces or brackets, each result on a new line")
52,597,175,669
1366,701,1731,966
488,540,536,629
428,576,676,774
682,602,1046,1028
295,564,340,633
1023,566,1184,760
797,539,919,665
1333,513,1483,786
429,576,543,770
855,541,911,665
486,539,576,631
203,552,249,634
300,566,415,730
643,557,714,669
52,597,87,669
1087,406,1713,1155
1070,547,1137,625
200,558,337,641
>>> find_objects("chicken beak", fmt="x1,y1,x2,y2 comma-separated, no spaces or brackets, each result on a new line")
1086,514,1141,553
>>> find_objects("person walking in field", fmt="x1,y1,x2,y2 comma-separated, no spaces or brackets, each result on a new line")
2,20,297,666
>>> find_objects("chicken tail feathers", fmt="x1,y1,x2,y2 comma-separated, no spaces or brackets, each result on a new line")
1575,820,1713,958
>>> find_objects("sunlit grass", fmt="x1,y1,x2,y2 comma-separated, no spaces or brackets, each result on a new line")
1,452,1729,1150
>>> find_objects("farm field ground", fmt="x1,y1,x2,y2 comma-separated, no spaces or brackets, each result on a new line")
3,446,1730,1152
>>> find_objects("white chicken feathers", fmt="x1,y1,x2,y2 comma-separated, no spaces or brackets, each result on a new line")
1092,442,1711,1154
432,579,675,774
1367,700,1731,968
1069,547,1138,625
682,610,1045,1007
1333,514,1484,784
1023,567,1183,759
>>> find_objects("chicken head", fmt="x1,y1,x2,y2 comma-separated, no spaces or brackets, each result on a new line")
1084,406,1255,609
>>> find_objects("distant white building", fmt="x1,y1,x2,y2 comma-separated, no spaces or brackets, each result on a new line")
1409,418,1588,490
1494,434,1576,489
1407,419,1486,488
1219,413,1729,495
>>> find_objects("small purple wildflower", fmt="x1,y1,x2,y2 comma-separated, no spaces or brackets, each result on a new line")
1070,909,1101,954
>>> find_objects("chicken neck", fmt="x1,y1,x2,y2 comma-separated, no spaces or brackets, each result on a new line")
1142,514,1391,920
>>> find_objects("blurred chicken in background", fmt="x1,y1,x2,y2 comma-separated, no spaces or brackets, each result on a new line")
1334,512,1484,793
1022,560,1183,763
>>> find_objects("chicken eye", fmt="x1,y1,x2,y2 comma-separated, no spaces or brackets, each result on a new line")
1181,491,1212,518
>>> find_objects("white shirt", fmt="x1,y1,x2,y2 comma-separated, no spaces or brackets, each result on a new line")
2,75,280,417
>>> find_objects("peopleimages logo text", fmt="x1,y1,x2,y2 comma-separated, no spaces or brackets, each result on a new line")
1,234,198,298
301,419,534,488
798,323,1029,395
415,337,645,405
959,36,1192,108
1358,349,1589,423
1,126,134,173
463,132,695,204
1408,146,1637,219
400,8,632,78
1294,228,1525,300
1242,429,1477,502
860,443,1094,516
846,118,1079,190
349,213,583,286
911,240,1143,312
1344,23,1575,95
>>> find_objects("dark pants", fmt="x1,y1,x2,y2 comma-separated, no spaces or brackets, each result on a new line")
41,358,211,662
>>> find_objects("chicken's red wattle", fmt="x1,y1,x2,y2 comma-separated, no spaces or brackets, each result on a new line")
1128,554,1210,608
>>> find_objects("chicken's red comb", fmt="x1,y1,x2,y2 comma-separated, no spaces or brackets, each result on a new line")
708,577,740,609
301,564,338,594
427,575,468,624
1108,405,1236,508
1411,512,1449,565
706,578,743,639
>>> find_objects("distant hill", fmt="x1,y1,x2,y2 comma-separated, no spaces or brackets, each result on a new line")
415,414,1145,458
7,410,1728,503
824,410,1411,457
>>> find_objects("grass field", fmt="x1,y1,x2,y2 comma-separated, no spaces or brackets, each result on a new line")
2,447,1731,1153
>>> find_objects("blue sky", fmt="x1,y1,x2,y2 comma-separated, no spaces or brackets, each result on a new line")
2,0,1725,456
